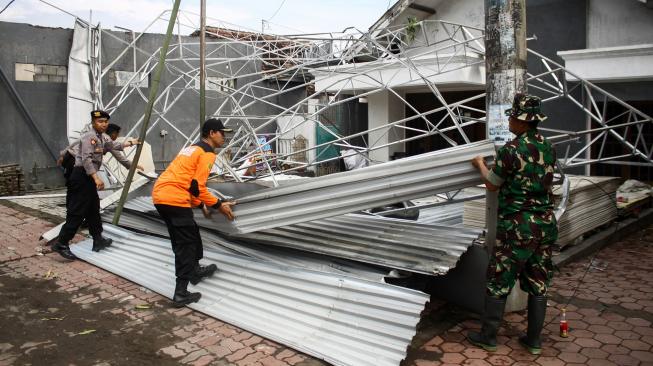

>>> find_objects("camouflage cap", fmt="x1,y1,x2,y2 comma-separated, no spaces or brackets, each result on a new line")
504,93,547,122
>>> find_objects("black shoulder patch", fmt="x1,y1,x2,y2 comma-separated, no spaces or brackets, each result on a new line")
193,141,214,153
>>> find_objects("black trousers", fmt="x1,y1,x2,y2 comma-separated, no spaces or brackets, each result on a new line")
154,204,203,284
58,167,102,244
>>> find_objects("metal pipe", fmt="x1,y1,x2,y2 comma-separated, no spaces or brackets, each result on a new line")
112,0,182,225
200,0,206,126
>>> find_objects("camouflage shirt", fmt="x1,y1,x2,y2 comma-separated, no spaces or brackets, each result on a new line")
487,129,556,219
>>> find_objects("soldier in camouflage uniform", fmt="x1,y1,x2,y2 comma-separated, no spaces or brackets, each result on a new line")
467,93,558,355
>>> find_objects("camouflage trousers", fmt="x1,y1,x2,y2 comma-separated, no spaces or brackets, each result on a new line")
486,211,558,298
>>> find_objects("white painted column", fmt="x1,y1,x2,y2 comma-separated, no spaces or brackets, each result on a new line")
367,90,406,162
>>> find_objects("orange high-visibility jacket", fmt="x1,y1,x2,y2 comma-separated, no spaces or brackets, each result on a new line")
152,141,219,208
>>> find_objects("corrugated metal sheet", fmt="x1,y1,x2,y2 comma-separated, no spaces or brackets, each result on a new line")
70,225,429,366
208,140,496,234
237,214,481,275
417,202,465,226
102,211,391,282
123,197,481,275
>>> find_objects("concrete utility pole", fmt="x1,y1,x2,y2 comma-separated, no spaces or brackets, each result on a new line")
484,0,528,311
200,0,207,127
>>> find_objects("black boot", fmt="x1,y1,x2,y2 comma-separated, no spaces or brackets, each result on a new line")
190,264,218,285
172,279,201,308
92,236,113,252
467,294,507,352
52,241,77,260
519,294,547,355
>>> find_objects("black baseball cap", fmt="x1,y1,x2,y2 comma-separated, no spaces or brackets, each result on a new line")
202,118,233,135
91,110,110,119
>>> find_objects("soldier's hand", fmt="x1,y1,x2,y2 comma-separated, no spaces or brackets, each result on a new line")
137,164,144,171
218,201,236,221
94,177,105,190
471,155,486,169
56,157,63,166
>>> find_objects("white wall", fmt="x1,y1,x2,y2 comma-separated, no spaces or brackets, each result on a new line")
276,114,317,170
588,0,653,49
367,90,406,162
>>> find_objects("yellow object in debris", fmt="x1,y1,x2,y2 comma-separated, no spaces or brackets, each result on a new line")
77,329,96,335
135,304,152,310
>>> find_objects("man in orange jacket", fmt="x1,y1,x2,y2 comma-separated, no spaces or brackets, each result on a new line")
152,118,236,307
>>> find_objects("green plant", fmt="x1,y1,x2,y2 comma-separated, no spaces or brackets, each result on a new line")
405,16,420,43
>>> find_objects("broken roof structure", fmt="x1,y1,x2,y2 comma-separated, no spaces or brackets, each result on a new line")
3,0,653,365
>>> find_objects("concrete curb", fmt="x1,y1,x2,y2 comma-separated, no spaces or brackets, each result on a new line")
553,207,653,268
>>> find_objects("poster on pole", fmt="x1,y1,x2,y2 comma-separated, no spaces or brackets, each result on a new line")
488,104,513,145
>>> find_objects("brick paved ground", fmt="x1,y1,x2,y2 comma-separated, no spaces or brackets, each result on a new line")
1,199,652,365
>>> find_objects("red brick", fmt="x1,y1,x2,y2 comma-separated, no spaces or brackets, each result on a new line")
180,349,208,363
631,350,653,363
275,349,296,360
236,351,267,366
192,354,215,366
260,355,288,366
284,355,305,365
159,345,185,358
226,347,255,362
205,345,231,358
608,354,640,366
197,336,220,348
621,339,651,351
220,338,245,352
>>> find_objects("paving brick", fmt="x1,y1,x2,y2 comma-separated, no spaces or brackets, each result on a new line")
284,355,305,365
205,344,231,358
534,356,564,366
226,347,255,362
486,355,514,366
593,333,622,345
607,353,640,366
180,349,208,363
440,352,465,364
580,346,609,359
574,337,601,348
626,317,651,327
461,359,491,366
260,355,288,366
631,349,653,363
159,345,185,358
192,354,215,366
557,352,588,363
236,351,267,365
275,349,296,360
440,342,465,353
221,338,245,352
462,347,488,359
621,339,651,351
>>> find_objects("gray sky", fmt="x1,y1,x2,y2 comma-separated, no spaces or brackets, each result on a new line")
0,0,393,35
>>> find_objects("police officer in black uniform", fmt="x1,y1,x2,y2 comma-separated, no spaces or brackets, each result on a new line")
52,110,139,260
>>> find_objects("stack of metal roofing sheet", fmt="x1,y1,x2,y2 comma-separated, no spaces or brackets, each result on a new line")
204,140,496,234
553,176,620,247
462,176,620,247
70,225,430,366
122,196,481,275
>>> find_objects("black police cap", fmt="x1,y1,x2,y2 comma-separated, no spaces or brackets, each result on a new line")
91,110,110,120
202,118,233,135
